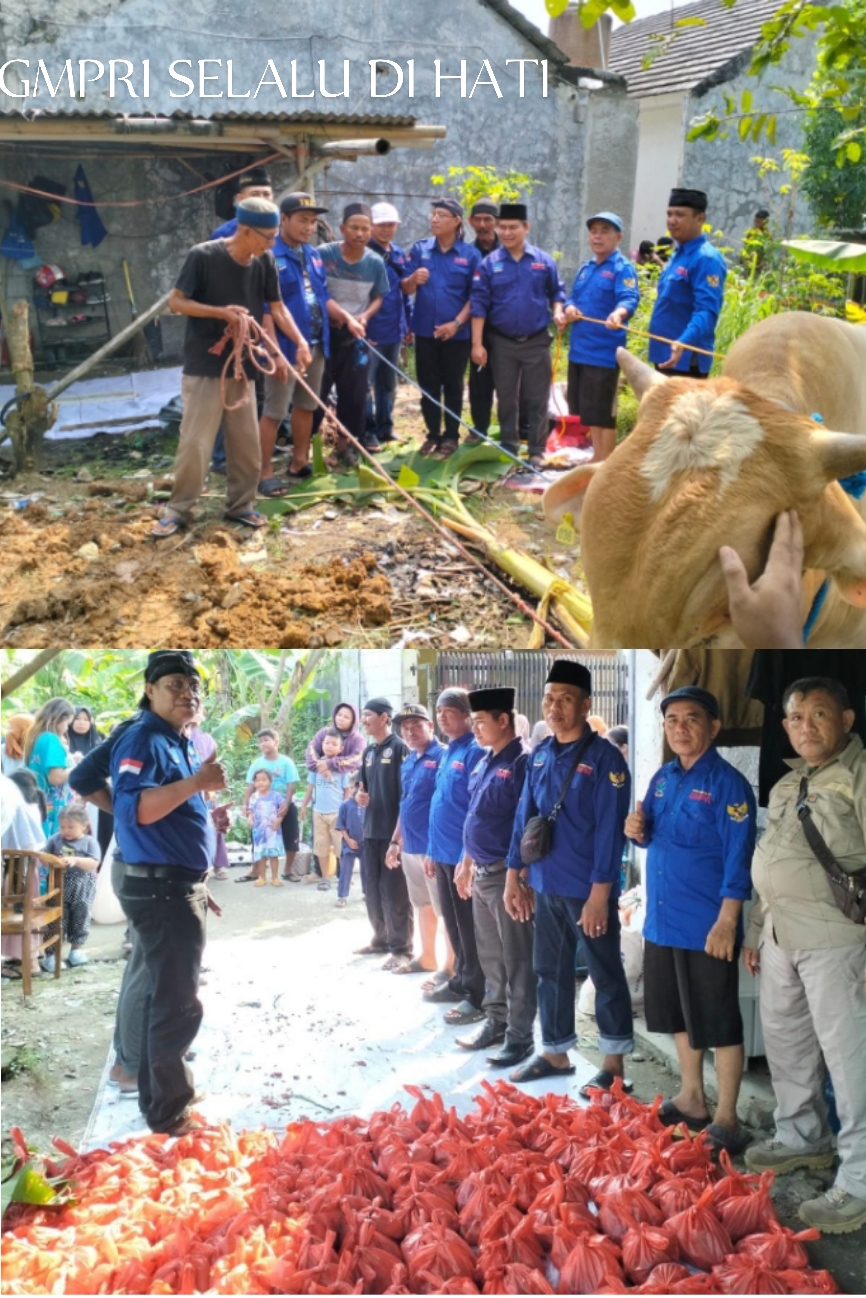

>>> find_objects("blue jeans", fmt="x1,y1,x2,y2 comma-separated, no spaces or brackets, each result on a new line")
366,341,401,441
534,891,634,1056
338,846,365,899
211,425,227,471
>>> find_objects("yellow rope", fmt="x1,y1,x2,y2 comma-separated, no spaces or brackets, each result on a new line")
568,313,726,362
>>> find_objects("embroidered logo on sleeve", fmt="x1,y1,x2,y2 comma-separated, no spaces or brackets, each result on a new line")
727,802,749,823
609,771,626,787
623,277,636,287
706,275,720,287
117,758,143,777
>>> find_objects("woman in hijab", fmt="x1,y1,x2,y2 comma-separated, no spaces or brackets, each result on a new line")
1,713,34,777
68,707,103,759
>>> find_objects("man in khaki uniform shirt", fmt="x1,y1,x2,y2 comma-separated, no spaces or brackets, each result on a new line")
743,676,866,1234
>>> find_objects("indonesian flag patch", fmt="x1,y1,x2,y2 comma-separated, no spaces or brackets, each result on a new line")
117,758,144,777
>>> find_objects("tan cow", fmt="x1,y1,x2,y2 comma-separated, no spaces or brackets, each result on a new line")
543,311,866,647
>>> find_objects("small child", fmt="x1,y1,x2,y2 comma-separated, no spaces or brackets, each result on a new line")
43,765,74,838
300,731,352,892
44,803,101,971
247,769,284,887
334,779,367,909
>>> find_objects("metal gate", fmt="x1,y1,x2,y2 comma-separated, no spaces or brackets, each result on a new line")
431,651,629,728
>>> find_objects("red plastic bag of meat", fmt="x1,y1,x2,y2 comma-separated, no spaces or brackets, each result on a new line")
349,1220,407,1293
477,1197,525,1249
482,1264,555,1294
403,1085,446,1132
710,1149,765,1205
667,1186,733,1270
557,1233,624,1294
636,1262,692,1291
598,1187,664,1241
458,1179,508,1246
716,1172,777,1241
735,1225,821,1269
712,1255,789,1294
534,1199,597,1250
401,1216,478,1291
650,1173,707,1216
550,1220,597,1272
415,1273,479,1295
776,1269,840,1293
478,1213,547,1273
621,1222,680,1284
456,1165,512,1209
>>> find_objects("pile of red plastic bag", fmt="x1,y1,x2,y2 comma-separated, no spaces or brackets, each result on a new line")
1,1080,839,1294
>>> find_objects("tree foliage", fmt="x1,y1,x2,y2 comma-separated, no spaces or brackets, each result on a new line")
429,165,540,209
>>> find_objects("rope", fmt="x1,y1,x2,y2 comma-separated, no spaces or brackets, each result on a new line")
0,153,285,209
282,353,576,649
568,312,725,362
207,315,280,411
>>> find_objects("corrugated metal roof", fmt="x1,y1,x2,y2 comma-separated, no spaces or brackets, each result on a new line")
0,109,419,126
608,0,779,99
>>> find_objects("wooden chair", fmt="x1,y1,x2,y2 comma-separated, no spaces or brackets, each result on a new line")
1,849,65,996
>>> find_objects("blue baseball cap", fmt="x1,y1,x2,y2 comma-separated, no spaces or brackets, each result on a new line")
660,686,720,720
586,211,623,232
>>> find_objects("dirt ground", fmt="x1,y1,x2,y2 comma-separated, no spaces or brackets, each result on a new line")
2,868,863,1292
0,383,579,650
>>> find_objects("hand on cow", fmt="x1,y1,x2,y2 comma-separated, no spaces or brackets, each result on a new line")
624,800,647,844
743,946,761,976
719,510,805,648
657,340,685,369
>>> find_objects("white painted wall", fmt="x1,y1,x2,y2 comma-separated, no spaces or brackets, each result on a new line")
630,91,687,246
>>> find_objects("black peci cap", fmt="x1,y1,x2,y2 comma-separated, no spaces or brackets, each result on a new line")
546,660,592,694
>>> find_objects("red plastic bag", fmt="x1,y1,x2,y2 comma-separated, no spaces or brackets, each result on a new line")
712,1256,789,1294
415,1273,479,1295
621,1222,680,1284
550,1220,597,1272
478,1214,546,1273
401,1217,478,1291
458,1179,508,1246
482,1264,555,1294
598,1188,663,1241
557,1233,624,1295
638,1262,692,1291
716,1172,777,1241
777,1269,840,1293
667,1186,733,1270
650,1173,707,1216
735,1225,821,1269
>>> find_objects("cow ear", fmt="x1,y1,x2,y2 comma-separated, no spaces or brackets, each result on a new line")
811,430,866,483
617,348,665,400
542,463,603,529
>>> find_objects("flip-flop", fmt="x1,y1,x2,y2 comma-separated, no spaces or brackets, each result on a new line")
578,1070,635,1100
224,510,267,529
421,971,452,993
258,476,288,498
704,1123,751,1158
393,958,436,976
658,1099,710,1131
151,517,184,539
381,955,408,971
419,438,440,456
443,1000,486,1025
423,984,463,1004
510,1055,576,1083
235,875,258,883
354,944,388,956
285,464,313,481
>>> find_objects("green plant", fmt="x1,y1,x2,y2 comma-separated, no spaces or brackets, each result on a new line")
430,166,541,209
1,1046,45,1083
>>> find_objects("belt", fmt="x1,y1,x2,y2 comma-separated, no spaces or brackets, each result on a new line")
475,860,507,877
489,325,550,345
124,864,206,881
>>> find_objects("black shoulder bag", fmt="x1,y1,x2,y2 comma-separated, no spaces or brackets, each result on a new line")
796,776,866,925
520,730,597,866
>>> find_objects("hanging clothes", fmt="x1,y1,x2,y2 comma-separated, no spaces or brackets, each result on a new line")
74,165,108,248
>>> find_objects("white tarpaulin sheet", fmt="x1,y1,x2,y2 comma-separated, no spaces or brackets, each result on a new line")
83,912,597,1150
0,367,181,441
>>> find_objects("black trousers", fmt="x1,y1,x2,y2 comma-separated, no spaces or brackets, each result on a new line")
435,861,485,1009
364,837,413,955
119,873,207,1133
322,325,369,443
414,335,471,445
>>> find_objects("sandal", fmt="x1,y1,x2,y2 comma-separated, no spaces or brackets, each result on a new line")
392,958,436,976
235,874,258,883
658,1099,711,1131
151,516,184,539
354,944,388,956
285,464,313,482
421,971,452,993
578,1070,634,1100
418,438,440,456
510,1055,576,1083
258,476,288,498
436,440,459,458
335,898,348,909
224,510,267,529
704,1123,751,1158
381,954,408,971
423,984,463,1004
443,1000,486,1026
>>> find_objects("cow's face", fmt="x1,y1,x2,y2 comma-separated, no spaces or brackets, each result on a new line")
543,352,866,646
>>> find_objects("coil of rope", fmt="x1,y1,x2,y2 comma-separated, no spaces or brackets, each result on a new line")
207,313,281,411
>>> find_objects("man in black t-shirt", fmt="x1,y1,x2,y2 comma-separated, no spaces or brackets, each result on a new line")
155,198,311,539
355,697,413,965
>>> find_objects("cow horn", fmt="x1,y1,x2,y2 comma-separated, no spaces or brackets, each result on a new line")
811,430,866,484
617,348,665,400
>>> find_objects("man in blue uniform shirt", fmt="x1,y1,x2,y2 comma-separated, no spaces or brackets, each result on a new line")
422,688,486,1022
210,166,274,241
471,203,566,471
111,651,228,1135
454,687,536,1068
648,188,726,377
626,685,755,1156
366,203,412,447
402,199,481,457
258,192,331,491
561,212,639,463
506,660,633,1091
386,704,447,977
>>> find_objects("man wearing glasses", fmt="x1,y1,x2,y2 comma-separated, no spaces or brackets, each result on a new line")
110,652,228,1135
154,197,311,538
